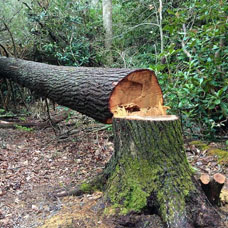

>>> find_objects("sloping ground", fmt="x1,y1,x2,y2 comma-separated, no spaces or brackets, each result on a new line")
0,111,227,228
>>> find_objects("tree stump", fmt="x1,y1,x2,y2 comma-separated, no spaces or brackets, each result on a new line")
102,116,222,228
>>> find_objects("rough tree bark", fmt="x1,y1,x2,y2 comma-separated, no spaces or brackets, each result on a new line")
0,57,166,123
99,116,222,228
57,117,224,227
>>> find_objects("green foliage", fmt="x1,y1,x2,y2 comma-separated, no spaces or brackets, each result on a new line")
1,0,227,137
25,0,103,66
151,0,228,138
0,109,5,114
106,124,113,132
111,0,159,68
0,0,35,57
14,124,33,132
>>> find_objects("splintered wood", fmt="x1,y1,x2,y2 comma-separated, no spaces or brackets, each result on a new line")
109,71,169,117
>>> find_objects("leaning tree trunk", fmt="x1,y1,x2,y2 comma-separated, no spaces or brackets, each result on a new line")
0,57,166,123
102,116,223,228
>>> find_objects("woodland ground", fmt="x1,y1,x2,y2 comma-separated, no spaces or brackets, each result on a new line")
0,109,227,228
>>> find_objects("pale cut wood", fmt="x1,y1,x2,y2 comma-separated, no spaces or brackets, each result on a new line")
214,173,226,184
200,173,210,185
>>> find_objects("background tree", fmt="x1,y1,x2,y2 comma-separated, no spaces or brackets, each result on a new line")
91,0,99,8
102,0,113,65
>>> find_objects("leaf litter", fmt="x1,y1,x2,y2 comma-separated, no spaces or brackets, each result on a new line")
0,111,227,227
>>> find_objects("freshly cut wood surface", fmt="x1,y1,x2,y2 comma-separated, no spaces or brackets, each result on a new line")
214,173,226,184
200,172,226,206
116,115,177,121
110,70,168,118
200,173,210,185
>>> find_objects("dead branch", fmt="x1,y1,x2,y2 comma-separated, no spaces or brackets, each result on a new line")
0,112,69,129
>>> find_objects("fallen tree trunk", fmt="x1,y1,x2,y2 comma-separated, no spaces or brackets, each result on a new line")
0,57,166,123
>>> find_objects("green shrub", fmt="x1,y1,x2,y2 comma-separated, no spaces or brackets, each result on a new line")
151,0,228,138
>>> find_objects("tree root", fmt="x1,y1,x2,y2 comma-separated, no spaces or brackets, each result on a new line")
54,173,108,198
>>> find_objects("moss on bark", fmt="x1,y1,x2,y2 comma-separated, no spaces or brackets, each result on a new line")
59,117,223,227
102,117,222,227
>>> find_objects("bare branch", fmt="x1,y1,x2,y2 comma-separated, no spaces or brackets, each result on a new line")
2,21,17,58
0,43,9,57
159,0,164,53
181,24,192,61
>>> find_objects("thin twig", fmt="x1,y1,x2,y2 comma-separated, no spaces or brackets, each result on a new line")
0,44,9,57
159,0,164,53
9,80,17,111
97,22,159,43
2,21,17,58
181,24,192,61
45,98,59,135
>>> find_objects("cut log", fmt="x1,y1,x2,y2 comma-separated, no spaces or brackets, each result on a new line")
200,173,226,206
0,57,167,123
211,173,226,206
101,116,223,227
200,173,210,185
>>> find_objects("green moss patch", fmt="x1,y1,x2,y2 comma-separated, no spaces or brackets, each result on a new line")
190,140,228,165
80,183,94,193
189,140,209,150
105,155,194,223
207,148,228,165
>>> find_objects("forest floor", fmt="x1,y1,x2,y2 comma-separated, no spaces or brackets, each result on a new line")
0,109,227,228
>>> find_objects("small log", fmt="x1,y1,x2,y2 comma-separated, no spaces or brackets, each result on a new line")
211,173,226,205
200,173,226,206
200,173,211,202
200,173,210,185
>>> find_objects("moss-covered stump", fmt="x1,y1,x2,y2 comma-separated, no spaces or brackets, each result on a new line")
103,116,222,228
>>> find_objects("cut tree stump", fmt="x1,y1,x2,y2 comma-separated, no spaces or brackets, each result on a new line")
56,116,225,227
101,116,223,228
